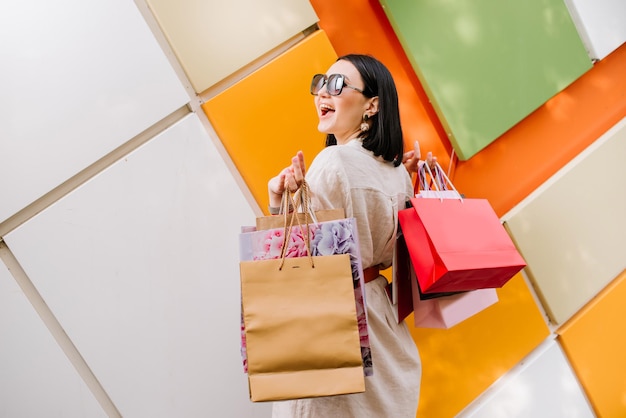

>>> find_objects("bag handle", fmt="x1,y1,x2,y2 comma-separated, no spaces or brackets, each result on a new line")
278,181,314,270
275,179,322,225
417,162,446,192
420,162,463,201
292,182,321,225
293,180,314,255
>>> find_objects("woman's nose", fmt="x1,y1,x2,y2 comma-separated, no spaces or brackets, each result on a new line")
317,82,330,97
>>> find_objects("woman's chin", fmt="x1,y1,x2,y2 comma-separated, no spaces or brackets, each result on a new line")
317,122,333,134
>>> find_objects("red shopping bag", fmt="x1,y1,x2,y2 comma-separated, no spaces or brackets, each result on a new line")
390,227,498,328
399,197,526,293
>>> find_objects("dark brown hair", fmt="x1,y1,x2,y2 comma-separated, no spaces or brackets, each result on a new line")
324,54,404,166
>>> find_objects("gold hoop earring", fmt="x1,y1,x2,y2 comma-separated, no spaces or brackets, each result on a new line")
360,114,369,132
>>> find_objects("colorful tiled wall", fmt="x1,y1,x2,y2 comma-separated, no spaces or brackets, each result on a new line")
1,0,624,416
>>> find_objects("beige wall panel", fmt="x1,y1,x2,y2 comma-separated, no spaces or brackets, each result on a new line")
504,118,626,324
146,0,319,92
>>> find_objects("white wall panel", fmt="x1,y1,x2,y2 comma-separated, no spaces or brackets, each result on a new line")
503,118,626,324
4,115,270,417
459,340,594,418
0,259,106,418
565,0,626,60
0,0,189,223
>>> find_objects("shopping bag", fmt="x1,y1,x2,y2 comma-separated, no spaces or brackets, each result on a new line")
240,216,373,373
240,254,364,401
388,226,418,324
389,219,465,324
411,270,498,328
400,163,526,293
401,197,526,293
239,183,367,401
240,183,372,376
388,166,461,324
240,216,372,370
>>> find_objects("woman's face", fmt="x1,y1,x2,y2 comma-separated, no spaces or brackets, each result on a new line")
314,60,378,145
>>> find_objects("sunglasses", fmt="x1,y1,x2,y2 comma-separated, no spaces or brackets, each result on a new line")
310,73,365,96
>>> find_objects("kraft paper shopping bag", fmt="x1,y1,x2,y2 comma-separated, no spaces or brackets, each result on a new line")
240,254,365,401
238,182,366,401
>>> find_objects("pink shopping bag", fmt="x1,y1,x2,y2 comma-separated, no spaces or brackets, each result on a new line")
411,268,499,328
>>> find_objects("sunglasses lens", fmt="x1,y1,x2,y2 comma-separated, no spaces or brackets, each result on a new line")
327,74,344,96
310,74,346,96
310,74,326,95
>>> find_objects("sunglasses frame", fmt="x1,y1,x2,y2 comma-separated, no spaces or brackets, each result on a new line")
310,73,364,96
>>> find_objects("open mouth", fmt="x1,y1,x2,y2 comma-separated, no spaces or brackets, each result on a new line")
320,103,335,116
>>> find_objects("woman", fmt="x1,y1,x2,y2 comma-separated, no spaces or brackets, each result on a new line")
268,54,432,417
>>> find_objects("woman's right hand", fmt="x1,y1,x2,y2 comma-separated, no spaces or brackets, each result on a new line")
268,151,306,208
403,140,437,174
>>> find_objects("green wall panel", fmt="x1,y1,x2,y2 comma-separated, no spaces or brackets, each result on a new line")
379,0,592,160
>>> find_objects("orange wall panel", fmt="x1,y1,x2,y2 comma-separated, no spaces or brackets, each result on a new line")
558,270,626,417
452,43,626,217
202,31,337,213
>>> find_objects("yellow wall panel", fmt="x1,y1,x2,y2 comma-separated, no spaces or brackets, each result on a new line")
504,118,626,325
558,269,626,417
146,0,318,92
412,273,549,418
202,30,337,213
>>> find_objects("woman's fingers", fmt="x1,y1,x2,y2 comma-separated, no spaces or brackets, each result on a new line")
269,151,307,200
292,151,306,183
268,171,287,207
413,140,421,160
402,141,422,174
403,152,418,174
286,151,306,189
425,151,438,170
297,151,306,176
284,171,297,192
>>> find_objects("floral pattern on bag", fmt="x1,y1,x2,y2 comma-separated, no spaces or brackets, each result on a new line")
239,218,373,376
